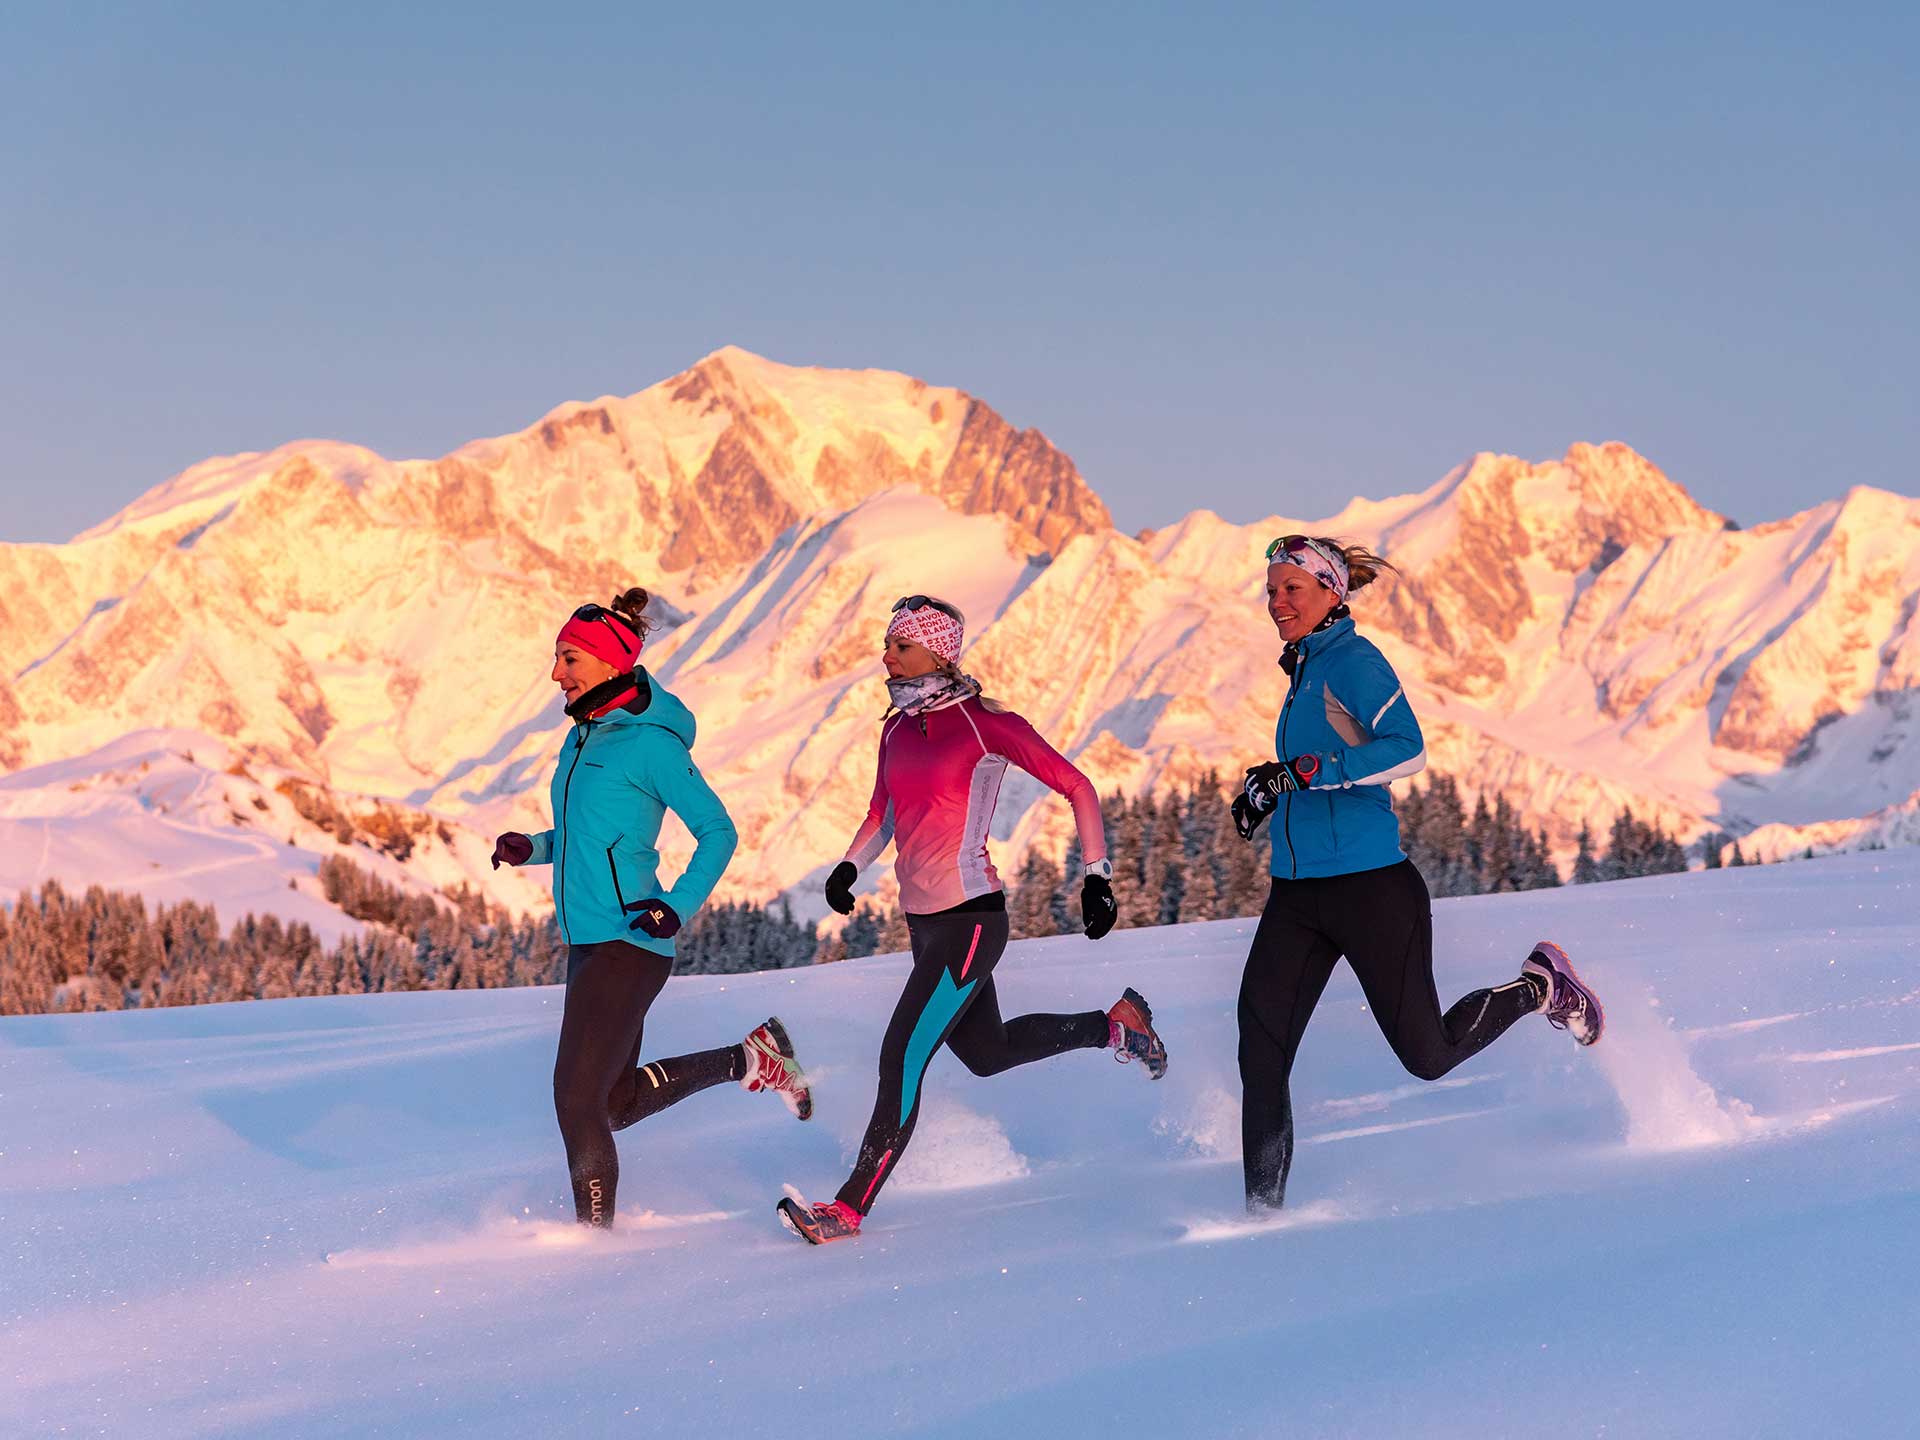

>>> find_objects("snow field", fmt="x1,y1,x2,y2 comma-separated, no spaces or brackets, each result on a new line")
3,851,1917,1437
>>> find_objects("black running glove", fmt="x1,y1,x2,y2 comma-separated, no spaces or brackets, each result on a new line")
1081,874,1118,939
824,860,858,916
624,897,681,939
491,832,533,870
1231,756,1321,840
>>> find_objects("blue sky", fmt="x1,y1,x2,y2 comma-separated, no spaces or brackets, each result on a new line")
3,1,1914,541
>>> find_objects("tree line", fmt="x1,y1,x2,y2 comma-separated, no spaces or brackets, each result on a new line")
831,772,1574,953
2,774,1704,1015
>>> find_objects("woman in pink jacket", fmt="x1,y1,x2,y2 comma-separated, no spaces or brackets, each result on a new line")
778,596,1168,1244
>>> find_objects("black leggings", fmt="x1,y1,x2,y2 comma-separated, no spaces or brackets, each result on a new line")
553,940,743,1226
837,905,1110,1215
1238,860,1540,1210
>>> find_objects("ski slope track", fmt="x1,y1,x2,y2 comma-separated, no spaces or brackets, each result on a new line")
4,852,1915,1437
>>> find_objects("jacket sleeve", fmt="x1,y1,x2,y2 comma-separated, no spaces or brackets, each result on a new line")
639,738,739,918
976,708,1108,865
842,720,897,870
525,829,555,865
1312,647,1426,788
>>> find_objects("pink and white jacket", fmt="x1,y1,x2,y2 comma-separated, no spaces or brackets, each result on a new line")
844,698,1107,916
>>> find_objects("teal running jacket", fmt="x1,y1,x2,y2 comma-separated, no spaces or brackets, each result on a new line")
525,671,737,957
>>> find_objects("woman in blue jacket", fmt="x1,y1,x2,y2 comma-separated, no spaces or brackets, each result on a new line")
1231,538,1604,1212
492,588,812,1227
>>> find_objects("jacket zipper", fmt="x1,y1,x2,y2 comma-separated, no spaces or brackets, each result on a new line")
1279,647,1304,879
556,720,594,944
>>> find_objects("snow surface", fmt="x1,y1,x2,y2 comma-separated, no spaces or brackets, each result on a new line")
3,854,1916,1438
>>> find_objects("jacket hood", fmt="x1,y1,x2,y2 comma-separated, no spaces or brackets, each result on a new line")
594,667,697,748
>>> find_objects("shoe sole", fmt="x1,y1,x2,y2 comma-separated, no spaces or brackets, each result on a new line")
775,1197,817,1243
776,1196,852,1245
755,1016,814,1121
1532,941,1605,1046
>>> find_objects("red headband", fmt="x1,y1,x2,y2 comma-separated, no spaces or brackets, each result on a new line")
557,610,643,670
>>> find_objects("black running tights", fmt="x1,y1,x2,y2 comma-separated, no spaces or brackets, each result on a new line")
553,940,743,1226
1238,860,1540,1211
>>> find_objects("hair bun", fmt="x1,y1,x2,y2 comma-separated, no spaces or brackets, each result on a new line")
610,587,655,640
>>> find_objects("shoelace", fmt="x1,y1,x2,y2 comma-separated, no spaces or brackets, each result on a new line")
1543,980,1582,1031
1113,1026,1162,1065
749,1041,801,1091
814,1202,858,1235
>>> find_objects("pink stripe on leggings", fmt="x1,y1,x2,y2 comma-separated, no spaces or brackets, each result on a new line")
959,924,982,979
860,1149,894,1210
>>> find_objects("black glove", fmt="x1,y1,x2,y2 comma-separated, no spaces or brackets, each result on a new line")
491,832,533,870
1081,874,1117,939
824,861,858,916
1231,756,1321,840
624,897,681,939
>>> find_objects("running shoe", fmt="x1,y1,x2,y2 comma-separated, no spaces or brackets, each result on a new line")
1522,941,1604,1046
1107,987,1169,1079
741,1016,814,1120
777,1196,861,1245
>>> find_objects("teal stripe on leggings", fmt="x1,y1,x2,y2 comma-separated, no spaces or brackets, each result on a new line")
900,969,977,1126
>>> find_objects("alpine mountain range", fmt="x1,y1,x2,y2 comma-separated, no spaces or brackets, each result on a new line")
2,347,1916,936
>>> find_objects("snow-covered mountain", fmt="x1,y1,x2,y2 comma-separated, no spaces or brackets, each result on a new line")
2,348,1916,923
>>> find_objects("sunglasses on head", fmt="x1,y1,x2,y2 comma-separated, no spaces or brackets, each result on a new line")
1264,534,1349,575
891,594,964,623
1264,535,1320,562
569,604,638,644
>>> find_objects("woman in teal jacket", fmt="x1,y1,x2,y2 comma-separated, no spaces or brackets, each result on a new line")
1230,538,1606,1212
493,587,812,1227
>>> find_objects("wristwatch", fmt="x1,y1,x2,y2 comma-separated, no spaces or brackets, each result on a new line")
1084,858,1113,880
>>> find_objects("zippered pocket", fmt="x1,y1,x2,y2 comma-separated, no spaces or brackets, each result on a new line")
605,835,628,911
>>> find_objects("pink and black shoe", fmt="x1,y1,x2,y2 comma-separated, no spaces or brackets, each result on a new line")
1522,940,1604,1046
777,1196,862,1245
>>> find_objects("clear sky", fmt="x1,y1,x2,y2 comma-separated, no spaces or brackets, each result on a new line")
3,1,1914,542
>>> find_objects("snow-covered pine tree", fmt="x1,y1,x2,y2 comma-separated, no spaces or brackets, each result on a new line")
1009,848,1064,939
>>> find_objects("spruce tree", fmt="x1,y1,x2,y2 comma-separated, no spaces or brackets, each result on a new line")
1571,822,1599,884
1009,848,1063,939
1149,794,1186,925
1120,802,1166,929
877,903,912,954
842,905,883,958
1179,780,1223,923
1053,835,1084,936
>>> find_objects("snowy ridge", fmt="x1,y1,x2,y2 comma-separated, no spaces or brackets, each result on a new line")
2,352,1918,931
3,853,1915,1436
0,730,549,940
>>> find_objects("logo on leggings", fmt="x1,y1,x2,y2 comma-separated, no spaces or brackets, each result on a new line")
589,1178,605,1225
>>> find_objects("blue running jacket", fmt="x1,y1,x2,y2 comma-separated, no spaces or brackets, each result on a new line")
1269,616,1427,879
